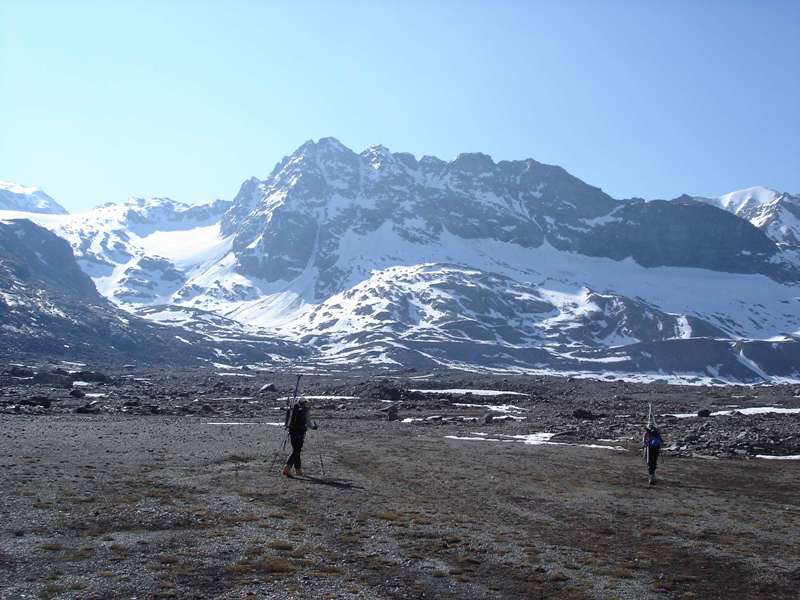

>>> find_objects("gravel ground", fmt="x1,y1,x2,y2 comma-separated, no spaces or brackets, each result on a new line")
1,367,799,599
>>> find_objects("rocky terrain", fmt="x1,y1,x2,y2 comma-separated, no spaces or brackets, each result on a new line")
2,365,799,599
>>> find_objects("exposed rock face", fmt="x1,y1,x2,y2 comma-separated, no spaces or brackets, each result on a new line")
222,139,790,295
576,199,781,274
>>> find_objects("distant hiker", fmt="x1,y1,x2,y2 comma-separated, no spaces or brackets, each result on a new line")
282,397,317,477
642,425,663,485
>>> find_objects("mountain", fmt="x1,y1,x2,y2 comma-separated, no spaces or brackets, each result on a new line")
2,139,799,382
221,138,791,300
0,217,302,365
694,187,800,265
0,196,232,305
0,181,68,214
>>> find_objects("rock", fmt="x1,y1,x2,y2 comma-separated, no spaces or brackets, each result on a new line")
72,370,110,383
123,364,136,369
386,404,399,421
20,396,52,408
33,372,73,387
69,389,86,398
483,413,494,424
572,408,596,420
357,381,403,401
5,366,34,377
75,404,100,414
259,383,277,393
697,409,711,417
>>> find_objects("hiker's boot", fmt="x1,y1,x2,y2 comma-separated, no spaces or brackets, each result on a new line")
648,474,655,485
282,466,292,478
295,468,304,476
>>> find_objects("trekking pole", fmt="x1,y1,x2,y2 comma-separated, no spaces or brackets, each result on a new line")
268,430,288,472
317,425,326,478
292,373,302,403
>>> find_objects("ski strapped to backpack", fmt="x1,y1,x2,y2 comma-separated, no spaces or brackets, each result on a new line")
284,373,305,430
643,403,663,464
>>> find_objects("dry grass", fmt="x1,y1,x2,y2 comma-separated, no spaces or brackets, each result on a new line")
65,546,95,561
374,511,401,521
316,565,343,575
225,557,298,575
40,542,63,551
267,540,294,551
256,557,298,574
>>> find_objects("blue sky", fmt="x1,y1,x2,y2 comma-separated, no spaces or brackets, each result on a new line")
1,0,798,212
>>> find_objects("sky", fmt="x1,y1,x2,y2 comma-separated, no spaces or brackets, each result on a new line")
1,0,799,212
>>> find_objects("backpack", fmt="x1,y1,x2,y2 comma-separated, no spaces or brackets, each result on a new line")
285,402,307,431
647,430,662,449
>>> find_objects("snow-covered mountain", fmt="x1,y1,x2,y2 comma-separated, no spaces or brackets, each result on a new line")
0,196,232,305
0,181,67,214
3,140,800,382
0,217,302,364
695,187,800,262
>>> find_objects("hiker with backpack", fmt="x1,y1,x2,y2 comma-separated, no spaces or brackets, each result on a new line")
642,403,663,484
282,396,317,477
642,424,663,485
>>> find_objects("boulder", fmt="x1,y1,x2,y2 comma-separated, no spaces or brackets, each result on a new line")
697,409,711,417
20,396,52,408
572,408,596,420
72,370,111,383
33,372,72,387
259,383,278,393
483,413,494,425
5,366,34,377
69,388,86,398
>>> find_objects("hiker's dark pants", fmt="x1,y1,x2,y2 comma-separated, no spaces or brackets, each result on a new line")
286,431,305,469
647,446,660,475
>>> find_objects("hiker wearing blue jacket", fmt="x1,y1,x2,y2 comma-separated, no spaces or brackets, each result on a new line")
643,425,663,485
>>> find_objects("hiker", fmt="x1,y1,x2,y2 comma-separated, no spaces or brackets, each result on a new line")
642,424,663,485
282,397,317,477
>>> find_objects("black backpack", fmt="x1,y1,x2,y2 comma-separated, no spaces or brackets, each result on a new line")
285,402,307,431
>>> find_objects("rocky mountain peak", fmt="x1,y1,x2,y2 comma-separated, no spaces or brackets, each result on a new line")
449,152,495,174
360,145,397,170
